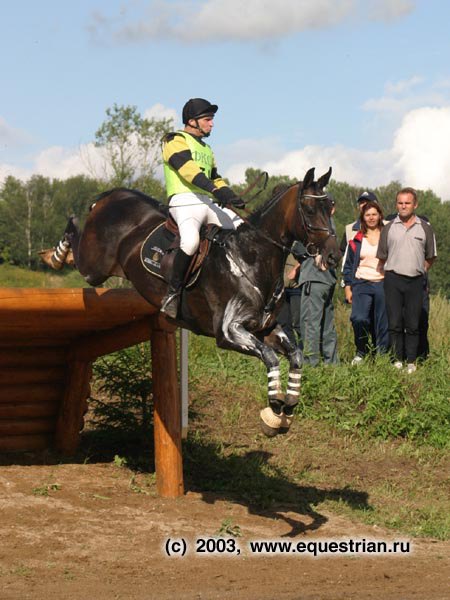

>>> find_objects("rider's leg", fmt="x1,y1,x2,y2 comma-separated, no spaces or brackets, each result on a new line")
205,201,244,229
160,247,192,318
160,194,206,318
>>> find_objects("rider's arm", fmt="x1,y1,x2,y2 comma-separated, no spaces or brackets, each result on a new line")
163,134,242,207
163,134,221,195
210,165,228,191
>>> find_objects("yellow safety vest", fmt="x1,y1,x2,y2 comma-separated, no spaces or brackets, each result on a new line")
163,131,214,197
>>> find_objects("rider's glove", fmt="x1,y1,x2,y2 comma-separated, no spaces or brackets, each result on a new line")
212,186,245,209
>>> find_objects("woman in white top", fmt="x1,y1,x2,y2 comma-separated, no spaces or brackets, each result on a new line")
343,201,389,364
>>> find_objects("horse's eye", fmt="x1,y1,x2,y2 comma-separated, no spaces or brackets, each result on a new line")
302,202,316,216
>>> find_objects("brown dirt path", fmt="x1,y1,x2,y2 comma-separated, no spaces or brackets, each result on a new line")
0,462,448,600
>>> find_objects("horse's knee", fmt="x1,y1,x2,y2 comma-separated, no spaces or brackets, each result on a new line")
261,346,279,370
288,347,303,370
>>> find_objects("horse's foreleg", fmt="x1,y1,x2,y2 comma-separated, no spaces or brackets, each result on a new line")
263,325,303,433
218,313,286,437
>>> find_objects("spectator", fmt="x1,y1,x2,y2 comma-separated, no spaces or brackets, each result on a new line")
277,253,302,347
340,190,379,255
385,212,432,361
298,200,339,366
343,201,389,364
377,188,437,373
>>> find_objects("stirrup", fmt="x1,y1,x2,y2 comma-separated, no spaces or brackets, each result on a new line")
160,291,180,318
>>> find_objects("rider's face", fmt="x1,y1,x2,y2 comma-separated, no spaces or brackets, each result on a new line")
189,116,214,136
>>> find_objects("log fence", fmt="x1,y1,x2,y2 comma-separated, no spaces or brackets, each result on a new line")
0,288,183,497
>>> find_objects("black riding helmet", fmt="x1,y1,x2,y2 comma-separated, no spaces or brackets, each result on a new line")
182,98,218,125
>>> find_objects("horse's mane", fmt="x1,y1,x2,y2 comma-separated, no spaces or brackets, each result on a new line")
93,187,169,215
248,182,298,225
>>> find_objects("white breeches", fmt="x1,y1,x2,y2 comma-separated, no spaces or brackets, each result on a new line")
169,192,243,256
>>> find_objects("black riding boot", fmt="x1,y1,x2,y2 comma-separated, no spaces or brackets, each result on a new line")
160,249,192,319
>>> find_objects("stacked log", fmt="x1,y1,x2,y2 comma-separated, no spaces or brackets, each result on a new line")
0,346,67,452
0,288,184,498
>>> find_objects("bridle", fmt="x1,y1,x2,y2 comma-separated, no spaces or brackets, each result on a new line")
297,191,336,257
230,184,335,258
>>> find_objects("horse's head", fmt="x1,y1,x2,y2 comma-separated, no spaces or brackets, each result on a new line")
295,167,340,269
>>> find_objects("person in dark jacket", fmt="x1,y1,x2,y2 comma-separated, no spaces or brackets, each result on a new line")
343,201,389,364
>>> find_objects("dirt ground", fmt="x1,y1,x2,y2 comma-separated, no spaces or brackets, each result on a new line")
0,459,448,600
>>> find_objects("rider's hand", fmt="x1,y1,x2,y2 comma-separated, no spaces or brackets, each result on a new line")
212,186,245,209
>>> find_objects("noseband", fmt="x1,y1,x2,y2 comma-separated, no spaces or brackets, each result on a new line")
298,192,336,257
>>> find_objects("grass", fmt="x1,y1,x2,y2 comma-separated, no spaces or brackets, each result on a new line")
181,295,449,539
0,263,86,287
188,297,450,449
1,264,449,540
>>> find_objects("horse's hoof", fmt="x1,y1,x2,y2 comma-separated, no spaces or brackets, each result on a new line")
259,407,282,437
278,413,294,435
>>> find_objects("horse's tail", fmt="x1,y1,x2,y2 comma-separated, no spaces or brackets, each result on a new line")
39,215,80,270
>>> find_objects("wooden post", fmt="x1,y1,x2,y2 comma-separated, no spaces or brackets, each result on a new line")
151,328,184,498
54,360,92,455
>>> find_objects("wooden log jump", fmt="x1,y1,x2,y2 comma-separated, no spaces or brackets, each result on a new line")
0,288,183,498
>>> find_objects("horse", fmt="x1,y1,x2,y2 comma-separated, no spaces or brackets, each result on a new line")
47,167,340,436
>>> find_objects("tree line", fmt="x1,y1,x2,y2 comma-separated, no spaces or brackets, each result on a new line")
1,105,448,296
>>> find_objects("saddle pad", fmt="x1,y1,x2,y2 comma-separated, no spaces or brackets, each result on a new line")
140,222,209,289
140,222,175,280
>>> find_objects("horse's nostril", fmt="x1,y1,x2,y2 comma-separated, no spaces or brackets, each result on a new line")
327,255,339,268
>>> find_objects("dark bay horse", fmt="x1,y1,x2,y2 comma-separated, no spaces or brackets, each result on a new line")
51,167,340,436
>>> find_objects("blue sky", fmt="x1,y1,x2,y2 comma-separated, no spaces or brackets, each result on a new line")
1,0,450,199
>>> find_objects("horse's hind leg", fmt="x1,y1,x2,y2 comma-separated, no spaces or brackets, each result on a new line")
263,325,303,433
40,217,77,271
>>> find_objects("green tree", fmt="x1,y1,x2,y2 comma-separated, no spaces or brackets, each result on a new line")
51,175,102,229
94,104,173,191
0,175,53,268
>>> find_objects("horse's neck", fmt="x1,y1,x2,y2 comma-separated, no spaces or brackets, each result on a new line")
256,187,297,248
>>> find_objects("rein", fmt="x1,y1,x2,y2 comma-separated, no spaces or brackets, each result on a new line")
237,171,269,205
229,186,334,258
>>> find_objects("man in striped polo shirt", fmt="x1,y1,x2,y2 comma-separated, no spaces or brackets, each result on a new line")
377,188,437,373
160,98,244,318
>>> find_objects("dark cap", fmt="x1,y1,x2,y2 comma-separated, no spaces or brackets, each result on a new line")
357,190,378,205
182,98,218,125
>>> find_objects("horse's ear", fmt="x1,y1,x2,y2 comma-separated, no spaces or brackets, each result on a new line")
317,167,332,189
302,167,315,190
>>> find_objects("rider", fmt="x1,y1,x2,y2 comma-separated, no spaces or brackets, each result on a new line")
160,97,245,318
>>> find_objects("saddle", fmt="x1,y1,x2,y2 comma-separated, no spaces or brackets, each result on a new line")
140,216,224,288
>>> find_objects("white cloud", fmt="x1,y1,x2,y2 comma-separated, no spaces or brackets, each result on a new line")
384,75,423,95
144,103,179,126
392,106,450,199
367,0,415,22
0,103,175,185
0,162,31,182
3,101,449,202
224,143,393,189
89,0,414,44
224,105,450,201
178,0,355,43
33,143,108,180
363,75,448,115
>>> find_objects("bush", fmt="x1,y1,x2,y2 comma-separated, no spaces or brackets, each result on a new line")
90,343,153,437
